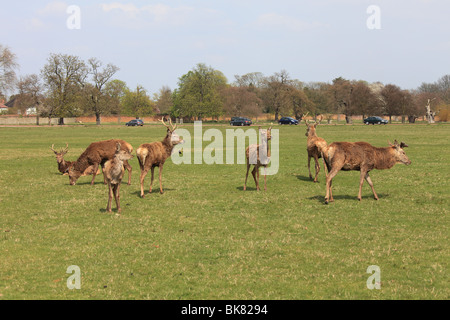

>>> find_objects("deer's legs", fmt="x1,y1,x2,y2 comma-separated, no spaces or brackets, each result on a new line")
139,168,149,198
251,166,259,191
244,162,251,191
149,166,155,193
90,163,100,185
358,170,366,201
325,168,339,204
313,155,320,183
107,183,113,212
308,155,313,180
124,160,132,185
158,164,164,194
113,184,121,213
365,173,379,200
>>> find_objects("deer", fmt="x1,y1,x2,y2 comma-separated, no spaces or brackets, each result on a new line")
244,126,272,191
68,139,133,186
320,140,411,204
103,142,134,213
50,143,100,176
136,117,184,197
304,114,328,182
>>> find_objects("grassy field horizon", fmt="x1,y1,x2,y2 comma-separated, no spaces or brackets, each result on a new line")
0,123,448,299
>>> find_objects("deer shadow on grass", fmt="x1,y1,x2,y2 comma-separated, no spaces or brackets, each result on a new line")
296,174,321,182
236,186,259,191
308,193,389,203
131,188,175,198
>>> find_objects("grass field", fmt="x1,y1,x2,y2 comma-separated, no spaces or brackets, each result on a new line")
0,122,448,300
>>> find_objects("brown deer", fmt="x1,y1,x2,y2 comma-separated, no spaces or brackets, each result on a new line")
320,140,411,204
244,126,272,191
103,142,134,213
50,143,100,176
68,139,133,186
304,115,328,182
136,117,184,197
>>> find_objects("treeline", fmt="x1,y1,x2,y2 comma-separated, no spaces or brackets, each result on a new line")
1,45,450,124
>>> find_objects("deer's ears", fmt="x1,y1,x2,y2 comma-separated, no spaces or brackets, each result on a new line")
115,142,122,152
400,142,408,148
388,140,408,149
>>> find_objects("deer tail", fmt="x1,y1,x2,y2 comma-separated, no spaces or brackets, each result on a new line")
136,147,148,171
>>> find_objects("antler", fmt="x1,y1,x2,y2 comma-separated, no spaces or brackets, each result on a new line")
302,112,310,125
62,143,69,155
50,143,69,155
50,144,57,154
316,115,323,125
160,117,177,132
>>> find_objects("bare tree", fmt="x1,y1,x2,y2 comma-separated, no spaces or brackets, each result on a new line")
16,74,43,124
41,53,88,125
0,44,19,98
86,58,119,125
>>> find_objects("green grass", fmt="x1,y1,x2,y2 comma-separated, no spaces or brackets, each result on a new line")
0,123,448,300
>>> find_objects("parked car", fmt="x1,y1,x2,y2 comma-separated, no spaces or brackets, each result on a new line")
230,117,252,126
363,116,388,125
126,119,144,126
278,117,299,125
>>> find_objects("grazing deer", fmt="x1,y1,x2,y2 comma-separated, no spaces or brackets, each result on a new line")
136,117,184,197
68,139,133,186
244,126,272,191
50,143,100,176
321,140,411,204
304,115,328,182
104,142,134,213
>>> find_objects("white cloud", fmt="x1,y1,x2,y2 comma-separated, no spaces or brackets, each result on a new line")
100,2,195,27
37,1,68,16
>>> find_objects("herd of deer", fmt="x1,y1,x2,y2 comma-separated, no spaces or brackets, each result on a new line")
50,116,411,212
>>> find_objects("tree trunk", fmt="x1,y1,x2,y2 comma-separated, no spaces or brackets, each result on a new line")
408,115,416,123
345,115,352,124
96,113,101,125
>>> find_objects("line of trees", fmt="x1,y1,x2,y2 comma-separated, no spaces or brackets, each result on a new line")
1,44,449,124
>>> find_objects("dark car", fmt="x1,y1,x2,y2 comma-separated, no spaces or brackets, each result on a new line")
230,117,252,126
126,119,144,126
363,116,388,125
278,117,299,125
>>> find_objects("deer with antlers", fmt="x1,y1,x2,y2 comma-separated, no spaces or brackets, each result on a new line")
304,114,328,182
244,126,272,191
68,139,133,186
50,143,100,176
103,142,134,213
136,117,184,197
321,140,411,204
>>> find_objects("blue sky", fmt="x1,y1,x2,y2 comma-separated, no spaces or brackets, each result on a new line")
2,0,449,94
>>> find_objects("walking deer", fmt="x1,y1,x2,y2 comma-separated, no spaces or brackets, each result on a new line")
104,142,134,213
320,140,411,204
244,126,272,191
68,139,133,186
136,117,184,197
304,115,328,182
51,143,101,176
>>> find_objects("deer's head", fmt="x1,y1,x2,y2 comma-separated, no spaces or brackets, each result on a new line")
304,114,322,137
50,143,69,163
160,117,184,147
114,142,133,162
389,140,412,165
